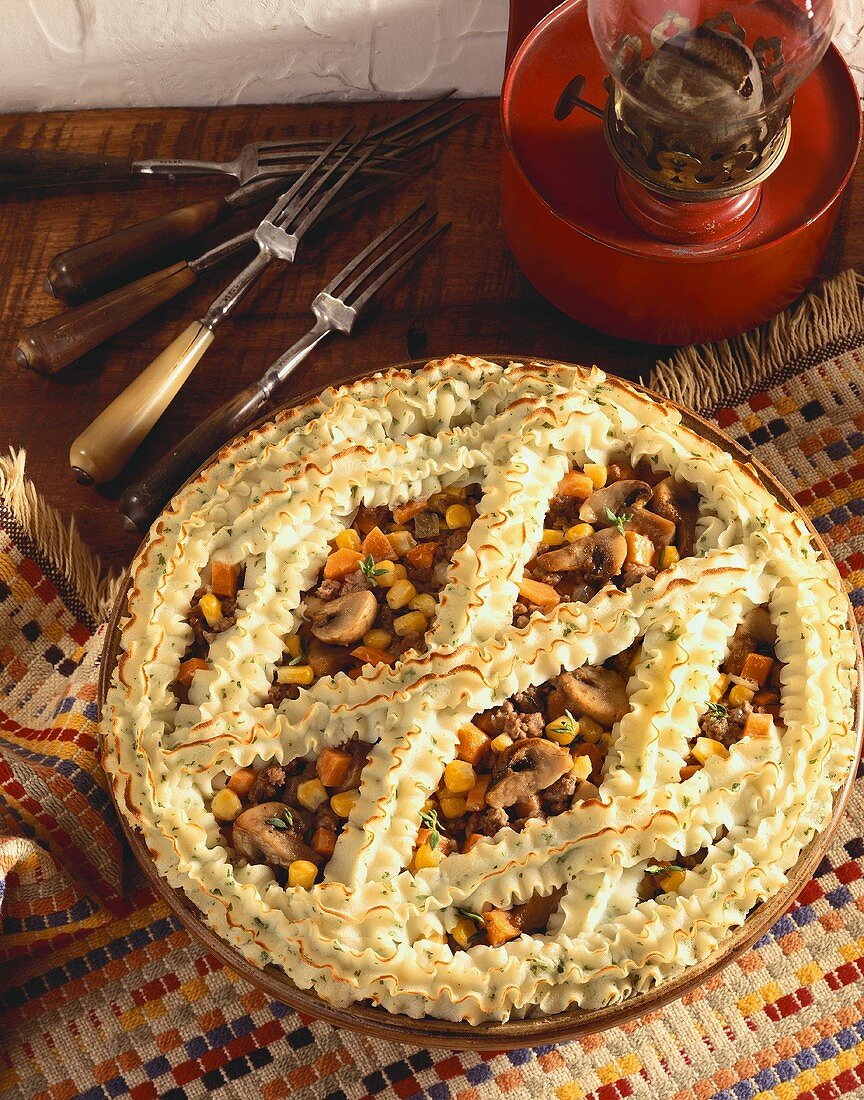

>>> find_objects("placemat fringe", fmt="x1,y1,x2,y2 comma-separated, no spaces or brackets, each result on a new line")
648,268,864,410
0,448,121,623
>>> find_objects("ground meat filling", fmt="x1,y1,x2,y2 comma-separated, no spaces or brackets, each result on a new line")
684,604,783,777
269,485,482,702
409,653,638,888
214,737,375,888
515,458,701,625
175,562,246,702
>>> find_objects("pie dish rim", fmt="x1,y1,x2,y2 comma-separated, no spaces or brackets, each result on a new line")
97,355,864,1049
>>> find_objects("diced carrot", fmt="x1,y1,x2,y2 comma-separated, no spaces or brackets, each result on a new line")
311,826,337,858
462,832,483,853
466,774,491,812
744,711,774,738
362,526,396,562
177,657,208,686
211,559,241,599
740,652,774,688
307,639,345,679
323,547,364,580
753,689,780,707
392,498,429,524
624,530,655,567
556,471,594,499
457,723,491,766
405,541,436,570
227,767,256,797
484,908,522,947
350,644,395,666
317,749,353,788
518,577,560,609
580,742,605,780
354,505,383,535
680,764,700,780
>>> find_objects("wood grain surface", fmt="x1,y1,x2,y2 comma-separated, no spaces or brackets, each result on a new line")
1,99,862,573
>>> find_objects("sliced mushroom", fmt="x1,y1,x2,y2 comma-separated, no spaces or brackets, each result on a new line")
652,477,699,556
309,589,378,646
742,605,775,644
537,528,627,582
579,480,653,525
623,508,677,549
232,801,321,868
556,666,630,727
486,738,572,809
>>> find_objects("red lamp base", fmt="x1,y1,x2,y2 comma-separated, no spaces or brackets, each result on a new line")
500,0,861,346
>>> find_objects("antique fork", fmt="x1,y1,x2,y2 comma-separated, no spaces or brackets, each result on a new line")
119,205,448,532
69,130,374,486
44,97,465,303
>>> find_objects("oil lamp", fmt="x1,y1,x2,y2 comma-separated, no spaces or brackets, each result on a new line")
500,0,860,344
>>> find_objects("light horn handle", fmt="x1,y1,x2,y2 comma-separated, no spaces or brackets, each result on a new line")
69,320,215,485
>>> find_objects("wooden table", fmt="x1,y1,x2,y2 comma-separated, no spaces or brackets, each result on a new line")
1,99,861,573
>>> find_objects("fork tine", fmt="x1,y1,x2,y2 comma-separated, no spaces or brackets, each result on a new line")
336,213,438,304
262,126,354,225
367,89,456,141
282,140,379,240
341,219,449,314
321,204,426,297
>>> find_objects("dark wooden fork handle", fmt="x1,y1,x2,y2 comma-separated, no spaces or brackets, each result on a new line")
15,262,199,375
46,196,231,304
119,382,270,532
0,148,135,193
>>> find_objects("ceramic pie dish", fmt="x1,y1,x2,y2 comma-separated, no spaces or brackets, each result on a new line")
99,355,863,1048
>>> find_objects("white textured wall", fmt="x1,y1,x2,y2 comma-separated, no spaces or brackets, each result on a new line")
1,0,862,111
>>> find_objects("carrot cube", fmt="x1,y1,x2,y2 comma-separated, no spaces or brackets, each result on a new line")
211,559,241,599
311,826,337,858
740,652,774,688
317,749,353,788
405,542,436,570
361,526,396,562
744,711,774,738
227,768,256,798
392,498,429,524
556,471,594,499
624,530,655,567
483,908,522,947
462,832,483,853
518,577,560,610
177,657,208,686
457,723,490,766
465,774,491,812
350,645,394,666
323,547,364,580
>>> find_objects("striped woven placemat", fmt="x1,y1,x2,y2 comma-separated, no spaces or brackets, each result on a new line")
3,270,864,1100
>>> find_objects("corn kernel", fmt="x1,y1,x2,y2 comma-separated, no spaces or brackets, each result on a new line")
709,673,730,702
364,628,393,650
545,715,579,745
444,760,476,794
211,788,242,822
659,868,686,893
276,664,315,686
387,530,417,556
583,463,608,489
491,733,513,754
445,504,472,529
330,789,360,818
565,523,594,543
439,795,467,819
284,634,303,659
570,754,592,781
692,736,728,765
297,778,329,812
660,545,680,568
728,684,755,707
409,593,437,618
288,860,318,889
335,528,362,552
413,842,441,870
577,716,604,743
541,528,565,546
451,917,478,949
387,579,417,610
199,593,223,627
394,610,427,637
374,560,405,588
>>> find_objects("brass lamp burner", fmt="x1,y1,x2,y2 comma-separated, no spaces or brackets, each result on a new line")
603,14,792,202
